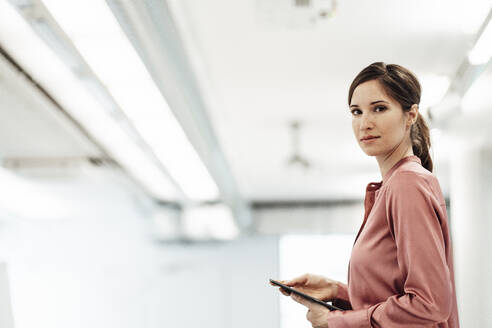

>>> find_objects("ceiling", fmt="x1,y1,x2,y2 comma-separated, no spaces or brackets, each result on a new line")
1,0,491,206
0,50,101,162
165,0,492,200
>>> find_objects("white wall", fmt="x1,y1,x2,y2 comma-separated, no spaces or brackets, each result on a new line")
0,262,14,328
450,139,492,326
0,168,280,328
278,234,354,328
147,237,280,328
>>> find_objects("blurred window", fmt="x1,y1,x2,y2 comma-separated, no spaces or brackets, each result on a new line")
279,234,355,328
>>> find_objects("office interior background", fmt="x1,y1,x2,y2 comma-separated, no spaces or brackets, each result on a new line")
0,0,491,327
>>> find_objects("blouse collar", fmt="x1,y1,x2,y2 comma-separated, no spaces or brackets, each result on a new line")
366,155,421,192
382,155,421,183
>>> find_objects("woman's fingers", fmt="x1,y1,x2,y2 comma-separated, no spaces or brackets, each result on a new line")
279,288,290,296
270,279,292,295
287,273,308,286
290,293,312,308
269,279,282,286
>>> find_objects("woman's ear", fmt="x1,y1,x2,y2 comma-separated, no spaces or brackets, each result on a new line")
408,104,419,126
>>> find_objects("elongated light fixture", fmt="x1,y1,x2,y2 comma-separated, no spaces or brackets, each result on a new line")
0,0,180,200
40,0,219,201
468,13,492,65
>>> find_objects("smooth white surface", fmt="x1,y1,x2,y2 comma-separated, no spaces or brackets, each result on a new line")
182,204,239,240
468,16,492,65
279,234,354,328
462,62,492,115
0,263,14,328
0,168,68,219
450,139,492,326
165,0,491,200
0,168,279,328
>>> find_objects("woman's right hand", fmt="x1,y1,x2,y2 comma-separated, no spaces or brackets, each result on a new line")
272,273,339,302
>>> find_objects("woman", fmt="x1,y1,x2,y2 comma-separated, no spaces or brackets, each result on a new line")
273,62,459,327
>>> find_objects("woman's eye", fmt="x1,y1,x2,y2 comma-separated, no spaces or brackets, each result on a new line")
350,106,385,115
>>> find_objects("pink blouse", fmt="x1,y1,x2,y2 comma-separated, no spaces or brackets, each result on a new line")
327,155,459,327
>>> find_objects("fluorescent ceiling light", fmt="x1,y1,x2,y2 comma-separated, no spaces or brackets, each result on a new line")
29,19,81,72
0,0,179,200
419,74,450,110
458,1,492,35
468,16,492,65
41,0,219,201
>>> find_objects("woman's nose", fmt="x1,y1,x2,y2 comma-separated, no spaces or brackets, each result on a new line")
360,113,374,130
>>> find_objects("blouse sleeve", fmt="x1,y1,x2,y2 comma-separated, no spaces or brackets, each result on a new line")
325,172,453,327
332,282,352,310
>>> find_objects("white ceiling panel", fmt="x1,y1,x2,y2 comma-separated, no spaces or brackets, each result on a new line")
166,0,492,200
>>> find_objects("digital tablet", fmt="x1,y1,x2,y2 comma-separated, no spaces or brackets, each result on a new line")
269,279,343,311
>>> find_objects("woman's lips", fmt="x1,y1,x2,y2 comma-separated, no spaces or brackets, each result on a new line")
361,136,380,143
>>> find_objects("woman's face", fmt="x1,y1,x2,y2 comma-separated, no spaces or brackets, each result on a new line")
349,80,413,158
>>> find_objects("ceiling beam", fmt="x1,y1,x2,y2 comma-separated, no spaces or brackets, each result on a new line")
106,0,253,231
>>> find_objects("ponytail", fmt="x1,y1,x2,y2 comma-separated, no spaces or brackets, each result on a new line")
410,112,433,172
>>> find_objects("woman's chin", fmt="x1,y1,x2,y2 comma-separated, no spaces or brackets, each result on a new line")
360,148,382,157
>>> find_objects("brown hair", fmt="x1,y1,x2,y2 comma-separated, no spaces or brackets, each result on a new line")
348,62,433,172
